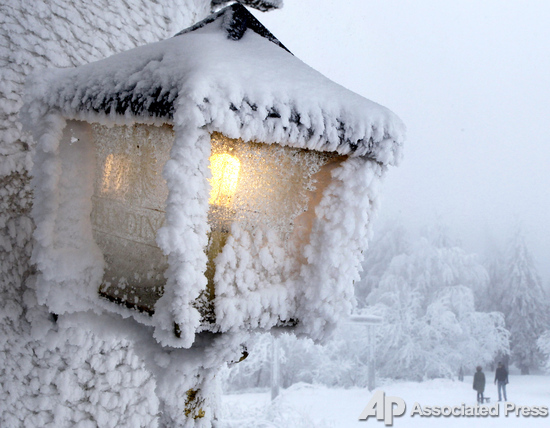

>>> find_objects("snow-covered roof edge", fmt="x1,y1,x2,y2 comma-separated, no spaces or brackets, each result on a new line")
21,4,405,166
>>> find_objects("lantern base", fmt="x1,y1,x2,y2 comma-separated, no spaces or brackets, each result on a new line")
98,283,162,316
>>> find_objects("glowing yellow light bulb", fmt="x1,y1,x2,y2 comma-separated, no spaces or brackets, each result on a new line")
209,153,240,206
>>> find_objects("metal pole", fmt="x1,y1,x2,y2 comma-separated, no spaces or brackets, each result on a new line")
271,335,280,400
348,315,382,392
368,324,376,391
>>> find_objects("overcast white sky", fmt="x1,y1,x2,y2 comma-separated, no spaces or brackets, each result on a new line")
253,0,550,282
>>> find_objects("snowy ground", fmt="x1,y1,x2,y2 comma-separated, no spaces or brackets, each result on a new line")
220,375,550,427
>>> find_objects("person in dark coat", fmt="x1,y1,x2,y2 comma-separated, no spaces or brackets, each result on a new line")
473,366,486,404
494,362,509,401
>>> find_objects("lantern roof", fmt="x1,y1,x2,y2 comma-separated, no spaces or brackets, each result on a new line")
179,3,290,53
23,3,404,164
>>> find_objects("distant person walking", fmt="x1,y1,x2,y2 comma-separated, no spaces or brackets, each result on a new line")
473,366,486,404
494,362,509,401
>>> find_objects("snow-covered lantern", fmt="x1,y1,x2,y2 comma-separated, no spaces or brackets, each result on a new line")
23,4,404,348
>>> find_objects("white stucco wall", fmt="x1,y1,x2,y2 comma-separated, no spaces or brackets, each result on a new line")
0,1,210,426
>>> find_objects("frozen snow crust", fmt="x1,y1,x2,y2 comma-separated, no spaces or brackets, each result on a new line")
22,4,405,350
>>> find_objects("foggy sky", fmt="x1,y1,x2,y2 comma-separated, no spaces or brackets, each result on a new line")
252,0,550,283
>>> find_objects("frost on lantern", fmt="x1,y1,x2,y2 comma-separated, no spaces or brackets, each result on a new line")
23,2,405,348
207,132,341,237
92,127,342,321
198,133,343,325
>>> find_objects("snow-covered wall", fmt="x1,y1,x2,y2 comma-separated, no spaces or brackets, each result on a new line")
0,1,211,426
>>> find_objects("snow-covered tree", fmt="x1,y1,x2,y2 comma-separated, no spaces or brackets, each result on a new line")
537,330,550,373
500,225,548,374
223,230,515,388
422,285,509,376
365,236,508,380
368,237,489,307
224,323,377,391
481,249,507,314
423,217,458,249
355,218,410,307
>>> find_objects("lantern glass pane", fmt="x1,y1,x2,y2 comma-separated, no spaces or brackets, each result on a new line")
90,125,343,321
199,133,344,325
208,132,341,239
91,123,172,314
